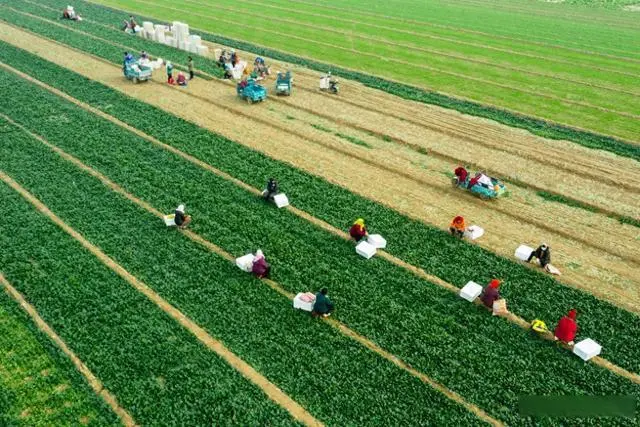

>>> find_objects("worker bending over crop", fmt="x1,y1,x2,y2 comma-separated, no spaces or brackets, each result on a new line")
349,218,368,242
262,178,279,202
177,72,187,87
527,243,551,269
174,204,191,229
480,279,501,309
554,309,578,345
251,250,271,279
454,166,468,186
449,216,466,238
62,5,81,21
312,288,334,318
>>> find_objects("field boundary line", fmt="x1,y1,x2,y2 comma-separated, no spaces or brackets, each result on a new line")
165,0,640,97
0,273,138,427
1,54,637,307
7,6,640,123
0,170,324,427
3,110,639,388
0,124,501,427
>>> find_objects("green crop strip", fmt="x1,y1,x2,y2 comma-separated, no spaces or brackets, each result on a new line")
537,191,640,228
334,132,372,148
0,163,304,426
1,41,638,379
0,120,487,426
2,65,640,425
20,0,640,161
0,290,119,426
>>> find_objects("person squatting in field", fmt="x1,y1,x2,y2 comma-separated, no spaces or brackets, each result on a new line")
312,288,334,318
528,243,551,268
174,204,191,229
554,309,578,345
263,178,279,202
349,218,368,242
251,250,271,279
449,215,466,238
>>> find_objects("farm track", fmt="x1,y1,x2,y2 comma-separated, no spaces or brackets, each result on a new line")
129,0,640,97
0,169,325,427
1,24,638,313
81,2,640,121
0,124,502,426
246,0,640,54
0,273,138,427
5,116,640,390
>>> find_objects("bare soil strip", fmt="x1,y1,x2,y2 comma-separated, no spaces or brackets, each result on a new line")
2,25,637,312
0,130,500,427
0,171,323,427
0,273,138,427
6,115,639,389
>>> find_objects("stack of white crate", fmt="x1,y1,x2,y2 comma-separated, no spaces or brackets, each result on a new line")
138,20,209,56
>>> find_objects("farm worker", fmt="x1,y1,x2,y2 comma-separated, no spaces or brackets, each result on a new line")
262,178,279,202
165,61,175,85
129,15,138,28
449,216,466,239
231,50,238,67
480,279,501,309
531,319,549,334
122,19,130,31
188,56,194,80
123,52,134,64
527,243,551,268
224,62,233,79
177,72,187,87
349,218,368,242
454,166,468,186
312,288,334,318
251,250,271,279
554,309,578,345
174,204,191,229
62,6,78,20
141,51,148,59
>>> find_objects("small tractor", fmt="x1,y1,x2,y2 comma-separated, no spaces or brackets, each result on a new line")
275,71,292,96
237,79,267,104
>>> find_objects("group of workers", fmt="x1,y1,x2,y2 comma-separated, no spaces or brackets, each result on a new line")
164,58,193,86
122,15,139,33
171,176,578,346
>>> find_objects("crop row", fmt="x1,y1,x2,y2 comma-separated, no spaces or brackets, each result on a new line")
2,66,640,425
0,114,484,425
25,0,640,160
2,39,638,375
0,287,118,426
0,135,306,426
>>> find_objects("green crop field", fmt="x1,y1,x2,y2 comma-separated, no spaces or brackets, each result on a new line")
90,0,640,142
1,0,639,424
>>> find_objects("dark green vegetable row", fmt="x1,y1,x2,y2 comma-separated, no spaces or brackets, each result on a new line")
1,39,638,377
26,0,640,161
0,117,484,425
1,64,639,425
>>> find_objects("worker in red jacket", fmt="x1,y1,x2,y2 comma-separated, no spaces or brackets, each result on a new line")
454,166,468,186
349,218,368,242
480,279,501,309
554,309,578,345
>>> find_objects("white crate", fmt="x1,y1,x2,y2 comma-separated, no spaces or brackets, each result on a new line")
143,21,154,32
183,42,191,52
165,37,174,47
356,241,376,259
178,41,186,50
464,225,484,240
235,254,255,272
197,45,210,56
367,234,386,249
189,35,202,45
515,244,534,261
459,281,483,302
273,193,289,208
163,214,176,227
293,293,315,312
573,339,601,361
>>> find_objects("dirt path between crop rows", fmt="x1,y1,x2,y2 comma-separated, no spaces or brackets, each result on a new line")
0,170,324,427
1,24,637,314
0,141,502,426
0,273,138,427
7,114,640,389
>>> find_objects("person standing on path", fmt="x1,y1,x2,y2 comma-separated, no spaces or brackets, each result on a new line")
188,56,194,80
165,61,174,85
